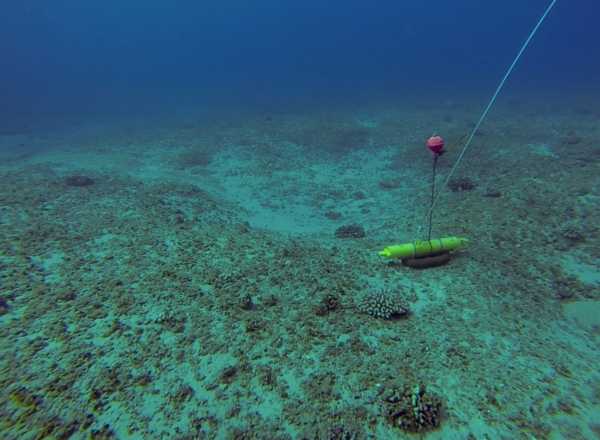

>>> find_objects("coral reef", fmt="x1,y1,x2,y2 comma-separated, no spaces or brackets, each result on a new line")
0,297,8,315
356,290,409,320
383,384,444,433
65,175,95,187
378,178,402,190
447,176,476,192
324,210,342,220
334,224,366,239
175,148,214,168
314,294,340,316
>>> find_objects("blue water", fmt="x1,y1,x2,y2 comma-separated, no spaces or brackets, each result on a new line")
1,0,598,117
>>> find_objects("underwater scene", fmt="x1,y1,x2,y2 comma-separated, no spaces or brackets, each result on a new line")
1,1,599,439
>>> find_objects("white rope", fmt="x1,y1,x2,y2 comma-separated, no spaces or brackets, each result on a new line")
419,0,558,238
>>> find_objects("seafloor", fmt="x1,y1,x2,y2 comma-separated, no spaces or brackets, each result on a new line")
1,95,599,439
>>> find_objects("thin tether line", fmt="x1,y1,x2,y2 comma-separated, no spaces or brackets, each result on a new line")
419,0,558,239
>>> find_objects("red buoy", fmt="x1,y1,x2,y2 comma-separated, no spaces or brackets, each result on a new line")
426,135,445,155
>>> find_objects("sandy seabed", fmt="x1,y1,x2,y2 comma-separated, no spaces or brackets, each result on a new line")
1,95,599,439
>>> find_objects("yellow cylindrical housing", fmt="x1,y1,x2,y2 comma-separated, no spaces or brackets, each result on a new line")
378,236,468,259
